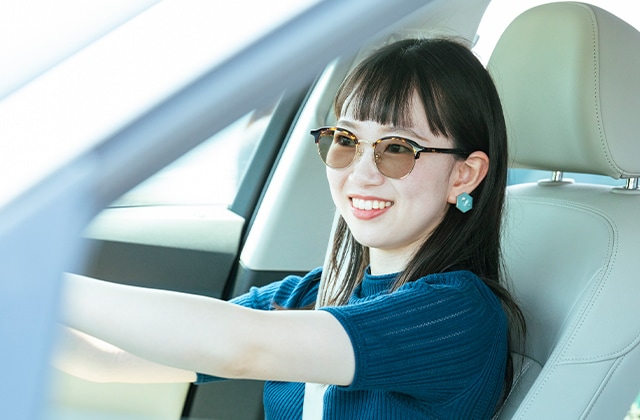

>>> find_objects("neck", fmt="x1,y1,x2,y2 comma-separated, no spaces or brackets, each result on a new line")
368,248,410,275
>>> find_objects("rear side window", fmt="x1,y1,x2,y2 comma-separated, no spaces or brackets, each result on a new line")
112,104,276,207
507,169,627,187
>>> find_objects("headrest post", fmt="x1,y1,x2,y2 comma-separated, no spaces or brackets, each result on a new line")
551,171,564,182
624,177,639,190
537,170,574,186
612,177,640,195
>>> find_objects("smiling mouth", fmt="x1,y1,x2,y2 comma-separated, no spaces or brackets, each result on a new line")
351,198,394,210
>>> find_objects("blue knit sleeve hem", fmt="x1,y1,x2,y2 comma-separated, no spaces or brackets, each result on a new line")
194,372,227,385
231,267,322,310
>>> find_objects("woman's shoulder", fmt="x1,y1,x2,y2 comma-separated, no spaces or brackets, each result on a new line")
394,270,505,316
408,270,495,295
414,269,480,286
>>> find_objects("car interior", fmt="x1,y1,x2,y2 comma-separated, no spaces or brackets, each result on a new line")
488,2,640,418
28,0,640,419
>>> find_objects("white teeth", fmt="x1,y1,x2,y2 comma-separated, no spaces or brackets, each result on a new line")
352,198,393,210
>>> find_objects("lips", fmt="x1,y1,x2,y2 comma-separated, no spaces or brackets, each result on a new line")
350,197,393,220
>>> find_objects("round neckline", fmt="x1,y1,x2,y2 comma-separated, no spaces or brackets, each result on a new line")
358,268,400,297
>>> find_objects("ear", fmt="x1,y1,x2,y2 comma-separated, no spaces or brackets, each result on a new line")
446,151,490,205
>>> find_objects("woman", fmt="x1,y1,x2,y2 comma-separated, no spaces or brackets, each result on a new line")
56,37,525,419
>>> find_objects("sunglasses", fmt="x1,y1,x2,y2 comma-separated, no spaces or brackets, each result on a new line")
310,127,470,179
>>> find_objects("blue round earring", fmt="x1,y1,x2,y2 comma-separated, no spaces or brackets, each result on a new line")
456,192,473,213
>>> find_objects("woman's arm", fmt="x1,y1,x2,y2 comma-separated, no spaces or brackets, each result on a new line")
52,326,197,383
59,273,355,386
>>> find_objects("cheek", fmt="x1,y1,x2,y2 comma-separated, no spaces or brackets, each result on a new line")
401,181,451,235
326,168,346,204
403,162,457,206
325,167,339,189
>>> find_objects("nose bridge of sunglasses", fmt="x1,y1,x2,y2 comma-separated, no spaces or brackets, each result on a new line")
350,140,383,176
350,146,371,170
355,139,378,158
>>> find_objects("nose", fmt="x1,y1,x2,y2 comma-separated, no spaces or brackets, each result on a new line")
350,141,384,184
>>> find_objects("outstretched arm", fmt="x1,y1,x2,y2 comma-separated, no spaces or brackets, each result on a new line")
59,273,355,385
52,326,196,383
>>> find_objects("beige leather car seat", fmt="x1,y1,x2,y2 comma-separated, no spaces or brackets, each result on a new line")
488,2,640,418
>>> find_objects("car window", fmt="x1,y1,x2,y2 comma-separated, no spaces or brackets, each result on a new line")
112,104,276,208
507,169,627,187
627,391,640,420
0,0,320,211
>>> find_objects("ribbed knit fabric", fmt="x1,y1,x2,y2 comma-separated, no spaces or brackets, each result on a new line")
196,267,507,419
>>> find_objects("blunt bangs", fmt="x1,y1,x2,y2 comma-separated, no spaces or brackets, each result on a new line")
334,39,452,139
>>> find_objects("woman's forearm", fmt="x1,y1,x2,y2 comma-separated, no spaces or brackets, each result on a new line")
59,273,259,379
52,325,196,383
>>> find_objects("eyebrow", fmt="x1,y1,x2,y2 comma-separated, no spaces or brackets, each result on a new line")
336,119,429,143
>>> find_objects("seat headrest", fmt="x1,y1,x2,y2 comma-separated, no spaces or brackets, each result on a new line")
488,2,640,178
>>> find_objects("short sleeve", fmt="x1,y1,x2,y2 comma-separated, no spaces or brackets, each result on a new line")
320,272,507,400
230,267,321,310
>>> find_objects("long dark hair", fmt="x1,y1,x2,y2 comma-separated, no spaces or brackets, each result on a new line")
320,37,525,406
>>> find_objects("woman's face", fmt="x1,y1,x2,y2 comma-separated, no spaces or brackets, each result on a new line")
327,95,462,272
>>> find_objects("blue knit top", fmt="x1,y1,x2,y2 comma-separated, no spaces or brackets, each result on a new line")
196,268,508,419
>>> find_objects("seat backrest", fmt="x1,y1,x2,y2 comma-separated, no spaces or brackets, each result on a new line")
487,2,640,418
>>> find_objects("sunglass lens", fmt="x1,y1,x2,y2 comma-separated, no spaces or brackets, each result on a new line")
317,129,357,169
375,138,415,178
